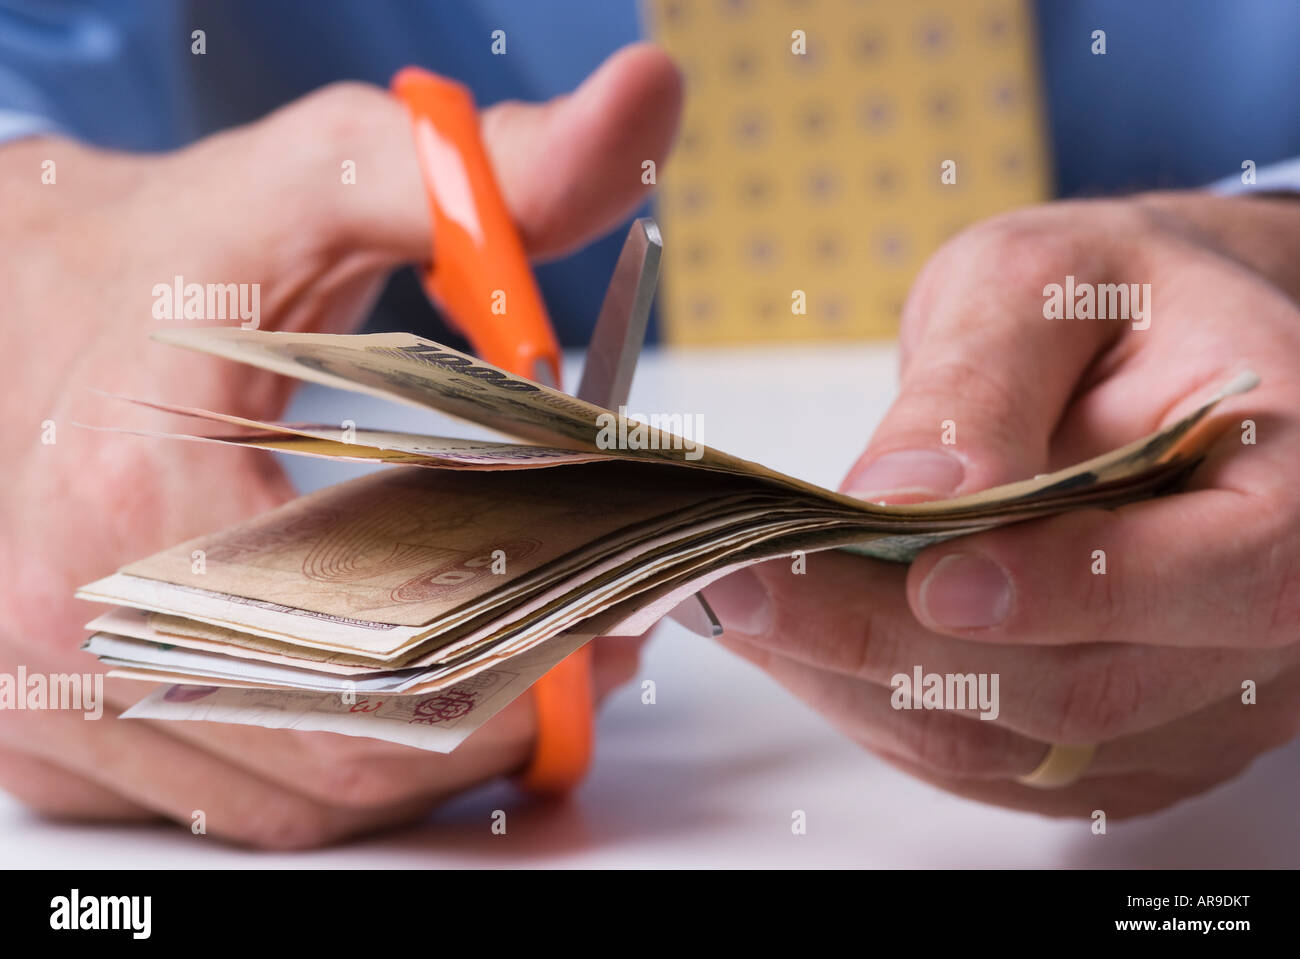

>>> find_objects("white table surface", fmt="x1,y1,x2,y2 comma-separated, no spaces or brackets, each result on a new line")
3,343,1296,868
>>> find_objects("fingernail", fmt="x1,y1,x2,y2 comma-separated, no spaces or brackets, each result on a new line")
919,554,1013,629
844,449,964,503
701,569,771,637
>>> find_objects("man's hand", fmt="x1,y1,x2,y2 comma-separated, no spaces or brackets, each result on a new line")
704,192,1300,818
0,44,681,847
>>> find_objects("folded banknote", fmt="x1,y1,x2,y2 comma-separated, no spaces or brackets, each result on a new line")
75,328,1259,750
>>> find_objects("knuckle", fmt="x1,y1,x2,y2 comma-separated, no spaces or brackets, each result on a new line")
256,80,409,244
258,80,397,168
918,356,1020,416
315,757,410,808
1050,657,1144,743
762,569,890,678
898,708,991,778
902,356,1035,452
1129,190,1206,235
291,735,425,808
238,804,338,851
964,210,1080,278
1080,532,1125,632
906,213,1062,322
844,611,897,682
294,81,395,134
913,209,1033,278
1256,547,1300,646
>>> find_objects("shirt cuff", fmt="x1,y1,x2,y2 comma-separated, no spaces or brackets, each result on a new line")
0,109,62,146
1209,157,1300,196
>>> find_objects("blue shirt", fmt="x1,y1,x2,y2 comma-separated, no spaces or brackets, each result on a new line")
4,0,1300,343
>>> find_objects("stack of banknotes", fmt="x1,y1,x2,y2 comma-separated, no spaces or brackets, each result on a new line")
75,328,1256,752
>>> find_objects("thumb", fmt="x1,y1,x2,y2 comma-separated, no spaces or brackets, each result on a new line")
840,227,1120,503
278,43,682,267
840,343,1057,504
484,42,684,259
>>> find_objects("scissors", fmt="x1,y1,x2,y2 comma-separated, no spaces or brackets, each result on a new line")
393,68,719,795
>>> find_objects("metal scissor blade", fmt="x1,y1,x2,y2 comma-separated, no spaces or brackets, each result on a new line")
666,592,724,638
577,218,721,637
576,217,661,410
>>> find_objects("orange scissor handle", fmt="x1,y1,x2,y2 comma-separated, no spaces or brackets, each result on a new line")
391,66,592,796
390,67,561,384
515,645,595,796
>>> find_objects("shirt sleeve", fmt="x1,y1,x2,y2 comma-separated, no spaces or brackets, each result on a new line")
0,59,65,145
0,108,60,143
1209,158,1300,195
0,1,188,151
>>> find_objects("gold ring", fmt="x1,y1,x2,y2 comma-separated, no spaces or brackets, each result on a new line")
1016,743,1097,789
